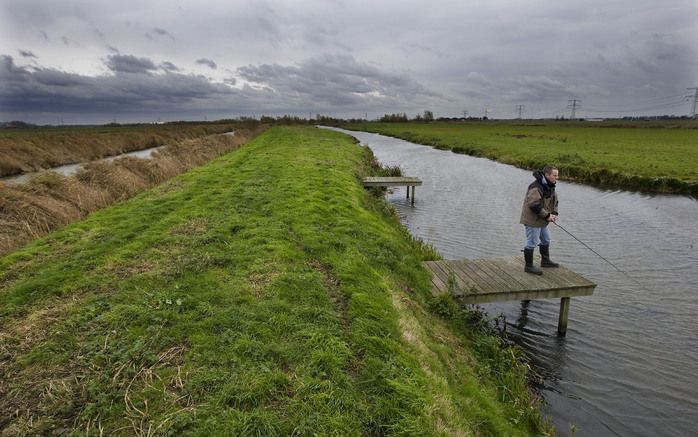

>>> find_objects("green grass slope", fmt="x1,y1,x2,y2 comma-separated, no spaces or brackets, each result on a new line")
1,126,549,436
343,122,698,196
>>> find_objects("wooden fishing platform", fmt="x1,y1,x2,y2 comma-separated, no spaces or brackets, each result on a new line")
362,177,422,205
424,256,596,334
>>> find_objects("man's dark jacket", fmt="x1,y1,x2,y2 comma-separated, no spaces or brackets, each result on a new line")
520,171,559,227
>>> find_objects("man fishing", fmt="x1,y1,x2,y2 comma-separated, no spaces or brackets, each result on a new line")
520,166,560,274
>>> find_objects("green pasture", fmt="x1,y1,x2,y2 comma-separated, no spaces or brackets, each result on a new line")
343,122,698,195
0,127,549,435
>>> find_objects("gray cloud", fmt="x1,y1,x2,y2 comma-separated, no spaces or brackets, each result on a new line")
0,52,446,123
146,27,175,41
106,54,158,74
237,54,442,108
196,58,218,69
1,0,696,121
19,50,37,58
160,61,180,72
153,27,175,40
0,55,236,120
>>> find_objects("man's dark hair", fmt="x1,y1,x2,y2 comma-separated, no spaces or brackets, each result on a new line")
543,166,558,175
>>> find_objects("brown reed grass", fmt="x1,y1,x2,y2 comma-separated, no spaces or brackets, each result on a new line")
0,128,261,256
0,123,237,177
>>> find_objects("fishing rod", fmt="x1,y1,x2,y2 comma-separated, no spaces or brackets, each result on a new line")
552,221,649,290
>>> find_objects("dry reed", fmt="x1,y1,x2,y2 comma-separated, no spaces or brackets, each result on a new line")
0,128,260,256
0,123,237,177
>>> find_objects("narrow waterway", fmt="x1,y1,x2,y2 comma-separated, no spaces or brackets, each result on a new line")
1,131,236,185
1,145,167,185
326,127,698,437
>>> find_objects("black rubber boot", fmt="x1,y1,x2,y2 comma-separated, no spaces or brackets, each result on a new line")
524,248,543,275
539,245,559,268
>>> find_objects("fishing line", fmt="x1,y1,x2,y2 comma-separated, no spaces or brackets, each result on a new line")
552,222,649,290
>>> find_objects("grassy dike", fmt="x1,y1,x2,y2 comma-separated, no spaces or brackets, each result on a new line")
0,126,549,436
342,122,698,196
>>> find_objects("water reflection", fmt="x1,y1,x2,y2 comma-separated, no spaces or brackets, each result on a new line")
324,127,698,437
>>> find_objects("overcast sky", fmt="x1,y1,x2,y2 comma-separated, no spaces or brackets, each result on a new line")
1,0,697,124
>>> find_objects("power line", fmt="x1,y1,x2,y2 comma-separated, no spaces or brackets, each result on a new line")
583,100,686,114
583,93,687,108
515,104,525,119
687,88,698,118
568,99,581,119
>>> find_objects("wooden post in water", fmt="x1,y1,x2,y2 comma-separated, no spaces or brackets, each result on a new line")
361,177,422,207
558,297,571,335
423,257,596,335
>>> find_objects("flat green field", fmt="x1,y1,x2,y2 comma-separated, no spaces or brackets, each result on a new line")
342,121,698,195
0,127,549,435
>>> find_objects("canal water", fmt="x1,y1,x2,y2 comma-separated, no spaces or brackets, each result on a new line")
1,131,236,185
1,145,167,185
326,128,698,437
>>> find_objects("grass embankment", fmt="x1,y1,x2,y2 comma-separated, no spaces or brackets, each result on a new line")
342,121,698,196
0,128,263,256
0,123,242,178
0,126,549,435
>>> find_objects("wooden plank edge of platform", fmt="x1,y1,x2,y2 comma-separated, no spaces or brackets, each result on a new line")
422,259,597,302
361,177,423,187
455,284,596,304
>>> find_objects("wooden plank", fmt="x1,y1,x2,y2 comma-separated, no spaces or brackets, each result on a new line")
424,261,448,295
432,261,470,296
439,261,479,296
500,256,560,290
428,261,452,293
470,259,516,292
430,276,447,296
422,256,596,305
478,259,530,291
361,176,423,187
454,260,500,293
423,256,595,335
443,260,482,294
446,262,480,294
457,286,594,304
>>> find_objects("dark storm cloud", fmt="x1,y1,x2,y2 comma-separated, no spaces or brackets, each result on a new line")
18,50,37,58
0,50,443,123
196,58,218,69
106,54,158,74
146,27,175,41
160,61,181,72
0,54,235,116
237,54,441,108
153,27,175,40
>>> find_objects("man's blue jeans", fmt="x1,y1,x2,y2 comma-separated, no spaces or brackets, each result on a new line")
524,225,551,250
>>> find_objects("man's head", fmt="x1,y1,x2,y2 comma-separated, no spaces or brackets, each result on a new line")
543,166,559,184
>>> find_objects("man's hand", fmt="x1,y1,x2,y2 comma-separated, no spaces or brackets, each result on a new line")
547,214,558,223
